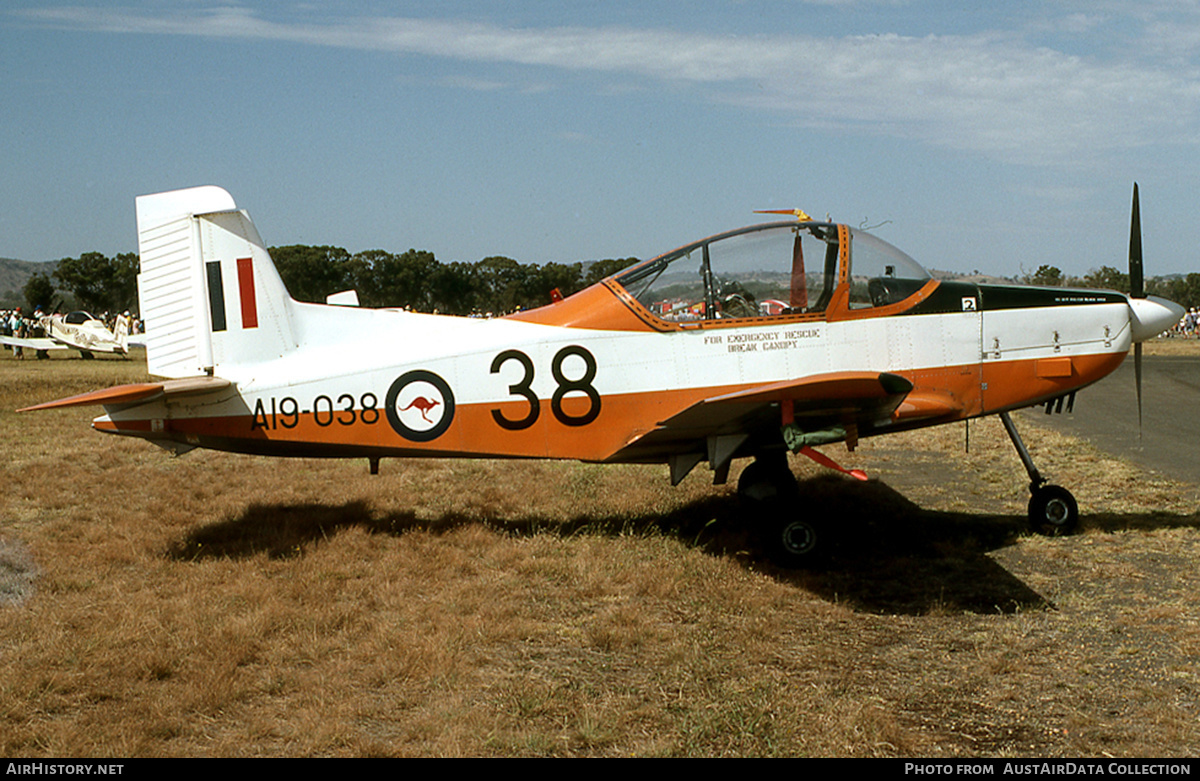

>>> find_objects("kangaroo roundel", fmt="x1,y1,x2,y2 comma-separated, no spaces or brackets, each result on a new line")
385,370,456,442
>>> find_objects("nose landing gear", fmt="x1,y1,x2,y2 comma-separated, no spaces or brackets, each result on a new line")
999,411,1080,536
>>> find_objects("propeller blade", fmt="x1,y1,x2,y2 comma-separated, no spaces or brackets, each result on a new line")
1129,183,1144,299
1135,341,1143,438
1128,183,1147,439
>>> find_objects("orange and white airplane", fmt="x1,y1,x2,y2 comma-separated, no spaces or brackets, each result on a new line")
22,185,1183,564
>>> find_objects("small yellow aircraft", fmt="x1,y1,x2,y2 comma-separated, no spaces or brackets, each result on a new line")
23,185,1182,565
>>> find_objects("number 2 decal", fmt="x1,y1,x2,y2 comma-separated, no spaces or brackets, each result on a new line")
491,345,600,429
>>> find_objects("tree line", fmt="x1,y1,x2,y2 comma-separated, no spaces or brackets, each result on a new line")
268,246,637,315
21,247,638,317
1025,264,1200,309
21,250,1200,317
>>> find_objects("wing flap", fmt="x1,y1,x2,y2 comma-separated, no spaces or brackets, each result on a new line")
704,371,914,410
892,389,964,421
610,371,914,461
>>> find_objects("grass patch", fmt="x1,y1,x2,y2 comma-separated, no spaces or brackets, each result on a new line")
1,347,1198,756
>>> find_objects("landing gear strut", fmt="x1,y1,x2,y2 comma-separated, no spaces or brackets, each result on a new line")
738,453,825,567
999,412,1079,536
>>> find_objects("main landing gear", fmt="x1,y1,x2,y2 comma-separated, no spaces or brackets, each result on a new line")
738,411,1078,567
999,411,1080,536
737,453,824,568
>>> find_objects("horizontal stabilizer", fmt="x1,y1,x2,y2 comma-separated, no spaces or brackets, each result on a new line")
326,290,360,306
19,376,232,412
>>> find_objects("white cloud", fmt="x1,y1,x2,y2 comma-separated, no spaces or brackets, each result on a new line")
19,5,1200,166
437,75,511,92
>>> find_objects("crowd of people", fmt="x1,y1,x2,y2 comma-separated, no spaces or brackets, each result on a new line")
1169,307,1200,338
1,307,43,359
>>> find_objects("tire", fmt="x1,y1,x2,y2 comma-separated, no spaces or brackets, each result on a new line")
769,516,824,568
737,456,795,504
737,457,825,567
1028,484,1079,536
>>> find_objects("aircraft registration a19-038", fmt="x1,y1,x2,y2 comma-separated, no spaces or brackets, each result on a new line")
22,185,1184,565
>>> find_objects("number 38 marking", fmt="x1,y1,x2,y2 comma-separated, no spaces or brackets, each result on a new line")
491,345,600,429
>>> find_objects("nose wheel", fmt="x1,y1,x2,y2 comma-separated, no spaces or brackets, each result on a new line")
1000,412,1080,536
1028,484,1079,536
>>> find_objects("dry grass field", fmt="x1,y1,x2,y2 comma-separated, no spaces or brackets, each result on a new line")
2,343,1199,757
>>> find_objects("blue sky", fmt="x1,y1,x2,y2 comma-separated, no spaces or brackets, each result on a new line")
3,1,1199,278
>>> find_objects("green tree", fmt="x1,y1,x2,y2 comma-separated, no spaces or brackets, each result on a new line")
1080,266,1129,293
583,257,639,287
113,253,139,312
270,245,352,303
1152,273,1200,310
344,249,393,307
1182,273,1200,309
427,261,480,315
52,251,138,313
534,261,584,304
1030,265,1063,286
475,256,530,314
23,272,56,311
374,249,439,310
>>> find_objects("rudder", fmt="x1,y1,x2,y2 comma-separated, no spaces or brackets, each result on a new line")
136,186,296,378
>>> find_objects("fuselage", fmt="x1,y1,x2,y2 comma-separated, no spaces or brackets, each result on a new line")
46,311,126,354
92,216,1175,467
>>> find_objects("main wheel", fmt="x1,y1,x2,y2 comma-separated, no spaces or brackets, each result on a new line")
737,456,795,504
738,458,826,567
769,516,824,568
1028,484,1079,536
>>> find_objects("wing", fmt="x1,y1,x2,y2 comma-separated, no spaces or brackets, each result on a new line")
0,335,67,351
609,371,919,477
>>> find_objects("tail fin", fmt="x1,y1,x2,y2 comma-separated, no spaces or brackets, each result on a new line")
136,186,296,378
113,313,129,353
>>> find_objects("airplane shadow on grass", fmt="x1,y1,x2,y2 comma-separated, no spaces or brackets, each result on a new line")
165,474,1200,616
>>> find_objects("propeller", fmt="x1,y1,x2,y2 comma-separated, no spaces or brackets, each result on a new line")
1124,185,1184,437
1129,183,1144,435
